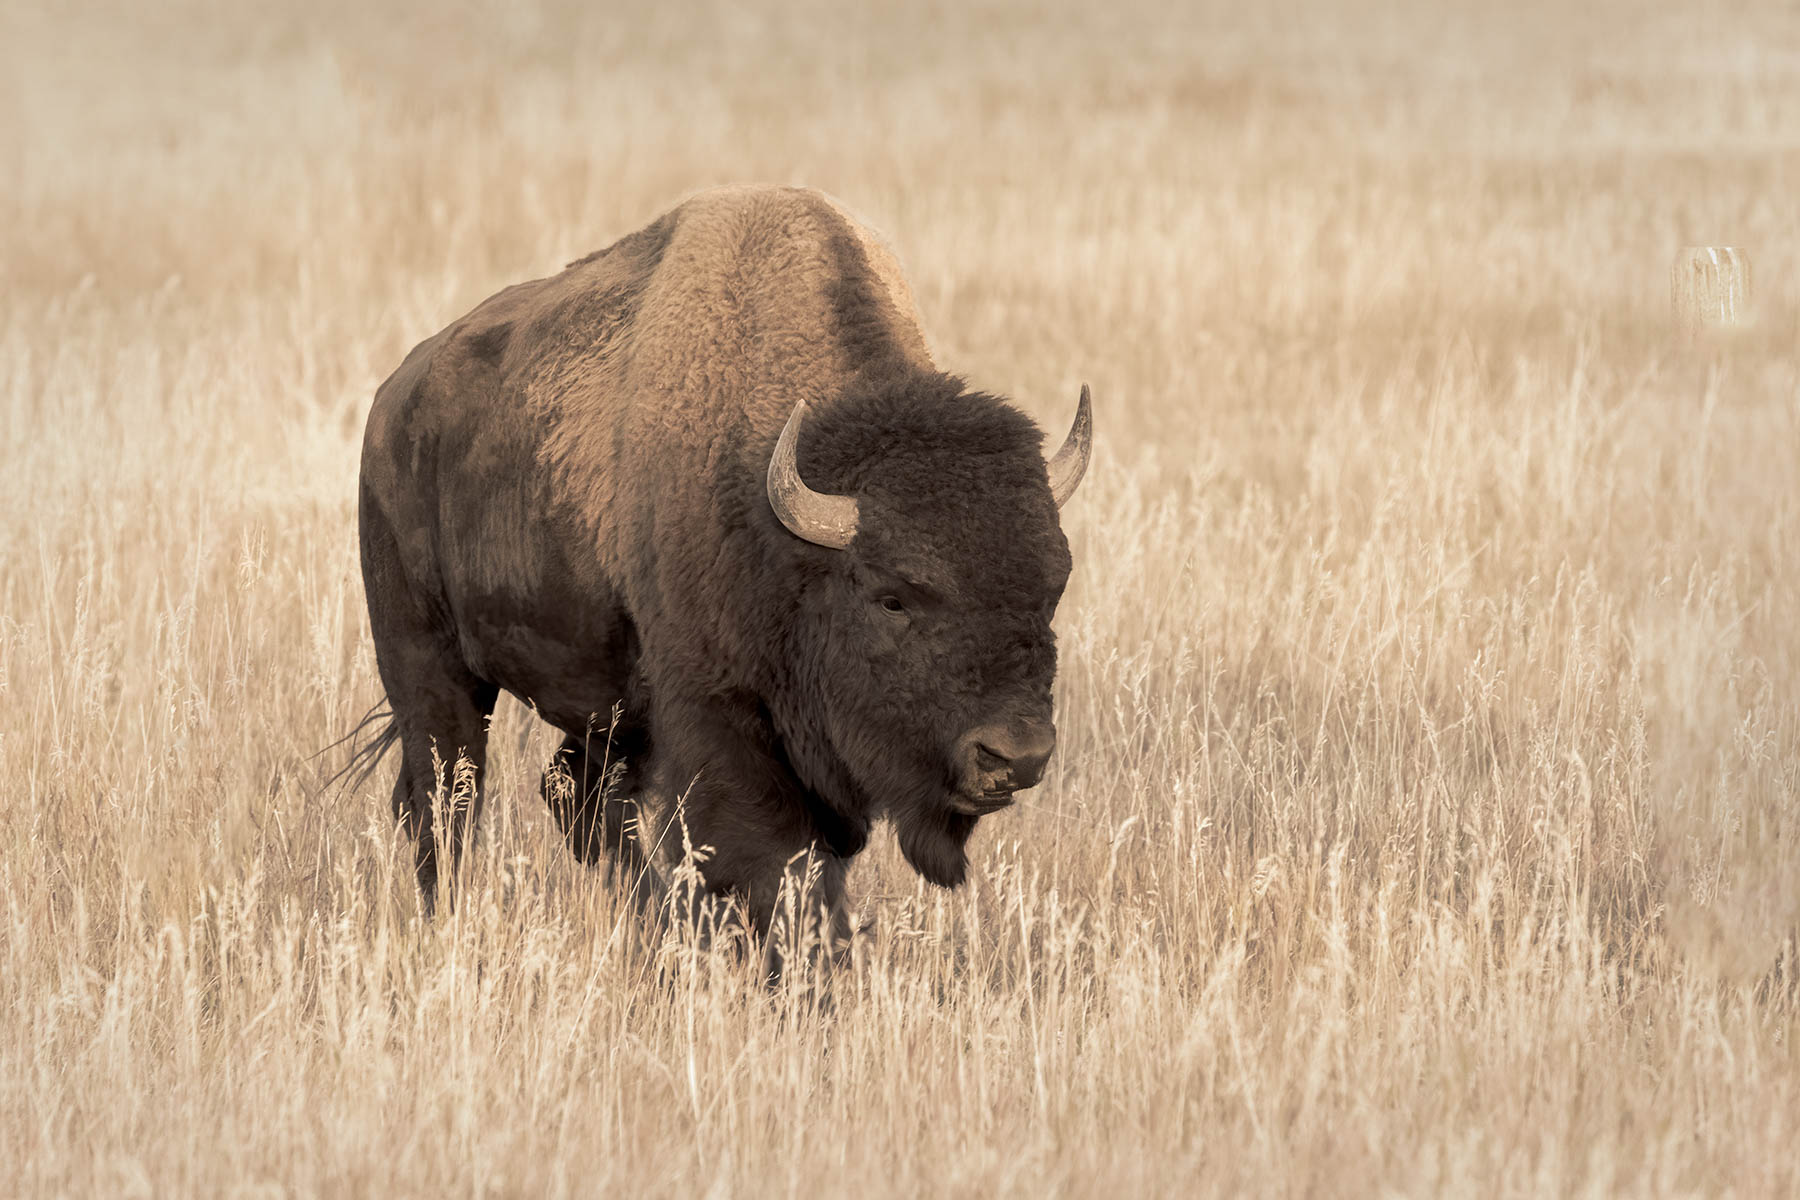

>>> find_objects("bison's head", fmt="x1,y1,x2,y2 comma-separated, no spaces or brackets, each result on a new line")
767,373,1091,886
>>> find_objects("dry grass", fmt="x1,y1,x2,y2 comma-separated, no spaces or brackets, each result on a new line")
4,1,1798,1194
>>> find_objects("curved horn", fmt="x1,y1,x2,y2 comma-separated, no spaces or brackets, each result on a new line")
767,399,859,549
1046,383,1093,508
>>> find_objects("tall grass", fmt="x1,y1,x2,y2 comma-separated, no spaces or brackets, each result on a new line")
3,1,1796,1194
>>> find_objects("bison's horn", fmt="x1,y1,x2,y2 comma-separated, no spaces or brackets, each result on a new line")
768,399,859,550
1046,384,1093,508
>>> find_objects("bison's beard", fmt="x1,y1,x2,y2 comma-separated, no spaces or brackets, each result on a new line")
869,752,987,888
822,712,982,887
894,803,981,887
831,742,981,887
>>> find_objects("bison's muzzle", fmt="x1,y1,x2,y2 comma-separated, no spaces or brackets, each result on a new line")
953,719,1057,813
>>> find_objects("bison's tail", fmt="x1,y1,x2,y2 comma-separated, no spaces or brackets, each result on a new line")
317,698,403,807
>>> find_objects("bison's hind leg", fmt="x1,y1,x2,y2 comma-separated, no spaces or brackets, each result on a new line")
541,721,654,891
387,677,500,917
362,475,504,916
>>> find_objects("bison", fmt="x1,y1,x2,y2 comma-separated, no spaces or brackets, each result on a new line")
357,184,1090,951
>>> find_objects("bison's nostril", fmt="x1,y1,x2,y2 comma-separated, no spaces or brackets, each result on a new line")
974,732,1055,792
961,719,1057,796
1003,749,1053,790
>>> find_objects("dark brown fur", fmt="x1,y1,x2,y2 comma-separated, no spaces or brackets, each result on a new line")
358,185,1075,943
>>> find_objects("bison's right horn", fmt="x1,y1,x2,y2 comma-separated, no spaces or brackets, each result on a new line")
1046,384,1093,507
768,399,859,550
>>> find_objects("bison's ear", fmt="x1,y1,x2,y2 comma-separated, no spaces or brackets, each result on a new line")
768,398,860,549
1046,384,1093,508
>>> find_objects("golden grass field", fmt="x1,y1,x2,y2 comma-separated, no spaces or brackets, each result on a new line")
4,1,1798,1194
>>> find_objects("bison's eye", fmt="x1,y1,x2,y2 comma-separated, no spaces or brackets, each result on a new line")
877,595,906,617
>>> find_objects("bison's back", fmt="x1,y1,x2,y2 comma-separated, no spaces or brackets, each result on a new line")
362,185,938,693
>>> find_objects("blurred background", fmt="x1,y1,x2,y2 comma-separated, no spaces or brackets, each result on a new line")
2,2,1797,1194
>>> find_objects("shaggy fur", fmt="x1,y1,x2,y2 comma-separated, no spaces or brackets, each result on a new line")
359,184,1079,936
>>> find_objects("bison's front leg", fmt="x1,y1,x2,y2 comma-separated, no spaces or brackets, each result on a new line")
636,700,862,981
746,849,857,983
640,787,855,980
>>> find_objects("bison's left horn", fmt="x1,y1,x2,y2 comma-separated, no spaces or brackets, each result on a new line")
768,399,859,550
1046,384,1093,508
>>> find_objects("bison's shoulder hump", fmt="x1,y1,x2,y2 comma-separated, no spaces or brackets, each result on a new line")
563,209,680,275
